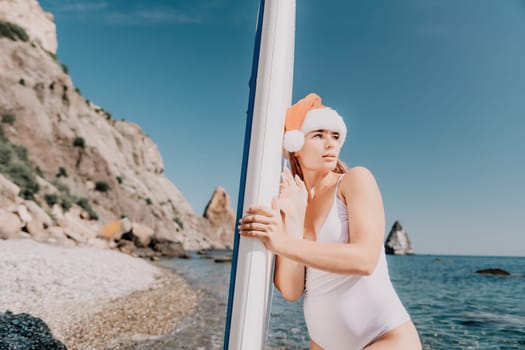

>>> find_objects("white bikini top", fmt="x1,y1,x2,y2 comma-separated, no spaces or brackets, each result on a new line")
304,174,390,297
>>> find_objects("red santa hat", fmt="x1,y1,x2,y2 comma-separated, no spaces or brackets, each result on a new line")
283,93,347,152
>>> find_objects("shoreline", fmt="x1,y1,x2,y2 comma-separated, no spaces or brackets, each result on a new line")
0,239,199,350
61,267,199,350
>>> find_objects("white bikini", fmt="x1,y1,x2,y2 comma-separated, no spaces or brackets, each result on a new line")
303,175,410,350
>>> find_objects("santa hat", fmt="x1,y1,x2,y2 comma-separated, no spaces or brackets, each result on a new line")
283,93,347,153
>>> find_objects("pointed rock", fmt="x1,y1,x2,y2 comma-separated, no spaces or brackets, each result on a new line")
384,221,414,255
203,186,235,247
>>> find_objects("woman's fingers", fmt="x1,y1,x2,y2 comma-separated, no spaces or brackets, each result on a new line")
283,168,296,188
238,222,271,233
239,230,269,240
246,205,276,218
240,213,274,225
295,175,307,192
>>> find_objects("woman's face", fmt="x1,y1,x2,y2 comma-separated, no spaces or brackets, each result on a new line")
295,129,342,172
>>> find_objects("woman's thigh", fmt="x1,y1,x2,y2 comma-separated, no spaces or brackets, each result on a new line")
364,321,421,350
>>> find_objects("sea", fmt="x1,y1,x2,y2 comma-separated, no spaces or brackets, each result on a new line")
129,253,525,350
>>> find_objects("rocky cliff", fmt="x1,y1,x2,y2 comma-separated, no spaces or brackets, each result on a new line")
384,221,414,255
0,0,57,53
0,0,234,254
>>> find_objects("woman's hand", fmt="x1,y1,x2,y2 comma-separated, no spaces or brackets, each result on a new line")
238,168,308,252
239,198,288,254
276,168,308,236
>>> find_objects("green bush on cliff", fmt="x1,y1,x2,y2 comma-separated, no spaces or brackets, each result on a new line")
73,137,85,149
0,131,39,200
0,128,98,217
12,144,28,161
50,180,90,215
173,217,184,230
45,192,73,211
35,166,44,177
1,113,16,125
0,21,29,42
76,197,98,220
60,196,73,211
51,180,70,194
56,167,68,178
44,193,58,207
45,191,73,211
0,143,13,164
94,181,110,193
4,163,39,199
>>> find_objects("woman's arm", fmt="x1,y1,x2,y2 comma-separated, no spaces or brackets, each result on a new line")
273,213,305,301
282,166,385,274
272,169,308,301
241,166,384,275
273,254,305,301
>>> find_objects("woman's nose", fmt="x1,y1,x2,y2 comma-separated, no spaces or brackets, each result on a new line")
325,136,336,148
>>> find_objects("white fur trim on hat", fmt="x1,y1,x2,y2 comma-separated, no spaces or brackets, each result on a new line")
301,107,347,143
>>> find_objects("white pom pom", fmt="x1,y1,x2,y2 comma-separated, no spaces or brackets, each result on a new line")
283,130,304,152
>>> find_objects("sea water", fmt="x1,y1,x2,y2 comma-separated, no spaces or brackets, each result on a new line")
132,253,524,349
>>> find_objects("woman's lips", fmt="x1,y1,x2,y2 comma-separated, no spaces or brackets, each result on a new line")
322,155,337,160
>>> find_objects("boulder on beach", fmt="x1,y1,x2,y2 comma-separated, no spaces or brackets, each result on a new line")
0,311,67,350
149,236,186,257
384,221,414,255
98,217,132,241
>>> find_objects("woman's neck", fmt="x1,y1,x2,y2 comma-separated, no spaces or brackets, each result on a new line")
302,170,337,200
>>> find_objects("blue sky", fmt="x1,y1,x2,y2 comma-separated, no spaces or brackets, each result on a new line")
39,0,525,256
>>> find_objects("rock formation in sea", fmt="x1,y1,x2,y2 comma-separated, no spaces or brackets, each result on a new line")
0,0,234,254
384,221,414,255
476,268,511,276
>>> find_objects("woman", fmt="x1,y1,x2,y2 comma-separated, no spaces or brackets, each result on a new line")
238,93,421,350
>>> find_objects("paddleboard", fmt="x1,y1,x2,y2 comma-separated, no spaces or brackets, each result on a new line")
223,0,296,349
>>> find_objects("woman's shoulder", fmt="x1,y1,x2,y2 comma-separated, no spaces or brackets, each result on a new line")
338,166,379,200
342,166,376,182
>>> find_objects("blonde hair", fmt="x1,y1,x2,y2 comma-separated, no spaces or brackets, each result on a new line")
287,152,348,180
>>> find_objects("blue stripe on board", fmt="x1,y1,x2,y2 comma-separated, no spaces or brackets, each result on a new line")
223,0,266,348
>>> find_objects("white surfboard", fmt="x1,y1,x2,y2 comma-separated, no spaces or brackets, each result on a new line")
224,0,296,349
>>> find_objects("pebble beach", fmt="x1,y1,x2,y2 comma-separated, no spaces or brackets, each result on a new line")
0,239,198,350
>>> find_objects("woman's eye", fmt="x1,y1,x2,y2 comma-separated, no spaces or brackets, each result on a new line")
313,133,322,138
333,134,340,140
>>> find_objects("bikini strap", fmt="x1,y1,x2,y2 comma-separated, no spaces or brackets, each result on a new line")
335,173,345,199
